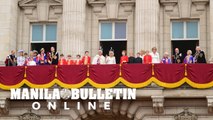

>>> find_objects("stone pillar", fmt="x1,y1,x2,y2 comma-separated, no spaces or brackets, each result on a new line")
135,0,160,52
62,0,86,56
0,0,18,63
209,1,213,60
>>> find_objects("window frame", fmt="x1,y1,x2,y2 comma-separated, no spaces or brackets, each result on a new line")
99,21,127,41
171,20,200,41
30,23,57,43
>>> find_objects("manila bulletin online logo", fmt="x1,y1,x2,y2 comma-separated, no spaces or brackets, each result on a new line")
10,88,136,111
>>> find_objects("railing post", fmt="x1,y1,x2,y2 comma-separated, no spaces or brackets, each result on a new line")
119,64,122,76
185,64,187,76
24,66,27,78
152,64,155,76
87,65,90,77
55,65,58,78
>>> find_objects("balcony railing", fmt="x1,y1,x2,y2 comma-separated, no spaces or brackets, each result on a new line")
0,64,212,90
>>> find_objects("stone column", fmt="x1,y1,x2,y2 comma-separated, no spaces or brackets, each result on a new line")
62,0,86,56
135,0,160,52
0,0,18,63
209,1,213,60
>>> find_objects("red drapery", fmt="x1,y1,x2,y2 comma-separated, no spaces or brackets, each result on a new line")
26,66,55,84
154,64,185,83
187,64,213,84
89,65,120,84
121,64,152,83
0,64,213,90
0,66,24,85
57,65,87,84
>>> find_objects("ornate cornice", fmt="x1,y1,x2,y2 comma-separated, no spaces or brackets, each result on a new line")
18,0,62,20
151,96,164,114
207,96,213,113
87,0,135,18
0,98,9,115
174,108,198,120
19,110,41,120
160,0,178,12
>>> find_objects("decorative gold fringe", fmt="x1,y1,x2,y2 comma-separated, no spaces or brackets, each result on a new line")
185,64,188,76
87,65,90,77
152,64,155,76
119,64,122,76
24,66,27,78
55,65,58,78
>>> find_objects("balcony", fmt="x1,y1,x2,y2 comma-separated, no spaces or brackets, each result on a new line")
0,64,212,90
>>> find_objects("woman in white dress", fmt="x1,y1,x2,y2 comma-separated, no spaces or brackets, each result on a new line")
106,51,116,64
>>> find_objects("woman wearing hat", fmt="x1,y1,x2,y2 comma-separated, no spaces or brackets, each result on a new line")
38,48,47,65
17,50,25,66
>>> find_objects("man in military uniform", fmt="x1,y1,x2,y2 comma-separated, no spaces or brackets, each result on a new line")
48,47,59,65
172,48,183,63
194,46,206,63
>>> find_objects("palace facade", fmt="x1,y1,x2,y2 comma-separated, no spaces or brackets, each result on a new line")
0,0,213,120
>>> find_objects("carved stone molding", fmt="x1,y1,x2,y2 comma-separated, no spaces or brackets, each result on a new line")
87,0,106,13
0,98,9,115
151,96,164,114
206,96,213,113
19,0,62,20
160,0,178,12
192,0,209,11
87,0,135,18
174,108,198,120
19,109,41,120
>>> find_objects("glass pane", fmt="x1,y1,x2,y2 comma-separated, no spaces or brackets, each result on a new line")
46,24,57,41
32,25,43,41
115,22,126,39
101,23,112,39
186,21,198,39
172,22,184,39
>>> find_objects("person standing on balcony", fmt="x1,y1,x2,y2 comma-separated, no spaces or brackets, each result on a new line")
143,51,152,64
150,47,160,64
128,50,135,64
194,46,206,63
106,50,116,64
38,48,47,65
75,55,83,65
172,48,183,64
92,50,106,65
120,50,128,64
161,52,171,64
17,50,25,66
27,51,36,66
48,47,59,65
66,55,74,65
135,52,143,64
82,51,91,65
5,50,17,66
33,50,39,65
58,54,67,65
184,50,194,64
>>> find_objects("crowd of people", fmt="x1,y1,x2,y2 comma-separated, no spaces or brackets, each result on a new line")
5,46,209,67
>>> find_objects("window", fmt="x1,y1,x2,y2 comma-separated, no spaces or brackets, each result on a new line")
100,21,127,41
171,21,199,40
31,23,57,43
